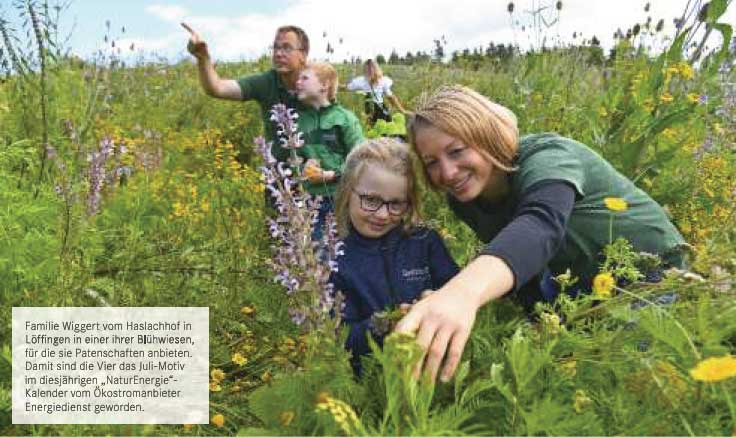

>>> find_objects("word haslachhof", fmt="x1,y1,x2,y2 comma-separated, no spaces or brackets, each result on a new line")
12,307,209,424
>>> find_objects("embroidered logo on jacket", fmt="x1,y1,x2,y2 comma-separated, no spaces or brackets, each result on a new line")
401,266,430,282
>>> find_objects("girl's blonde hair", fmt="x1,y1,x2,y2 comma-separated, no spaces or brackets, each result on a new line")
307,61,338,102
335,137,421,237
407,85,519,189
364,59,383,86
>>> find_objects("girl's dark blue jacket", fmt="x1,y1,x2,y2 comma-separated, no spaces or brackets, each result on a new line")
331,225,459,369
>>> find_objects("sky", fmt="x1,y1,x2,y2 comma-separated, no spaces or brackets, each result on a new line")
2,0,734,63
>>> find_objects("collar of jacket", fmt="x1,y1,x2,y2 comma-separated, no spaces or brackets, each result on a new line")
343,224,405,252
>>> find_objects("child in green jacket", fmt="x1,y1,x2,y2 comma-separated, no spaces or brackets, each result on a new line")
295,62,365,238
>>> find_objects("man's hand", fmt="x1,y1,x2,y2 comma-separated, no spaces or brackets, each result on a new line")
181,22,210,60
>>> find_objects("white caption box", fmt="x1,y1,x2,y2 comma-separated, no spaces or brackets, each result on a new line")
12,307,208,424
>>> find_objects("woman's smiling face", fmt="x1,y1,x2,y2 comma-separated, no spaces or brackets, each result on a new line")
414,124,501,203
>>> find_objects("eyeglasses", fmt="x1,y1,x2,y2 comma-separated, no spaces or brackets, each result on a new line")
272,44,302,54
352,189,409,215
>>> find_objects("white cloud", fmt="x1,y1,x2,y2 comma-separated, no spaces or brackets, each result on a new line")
146,4,190,22
127,0,735,62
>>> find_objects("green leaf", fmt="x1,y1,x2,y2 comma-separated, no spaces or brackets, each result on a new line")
666,26,692,63
711,22,733,60
705,0,729,23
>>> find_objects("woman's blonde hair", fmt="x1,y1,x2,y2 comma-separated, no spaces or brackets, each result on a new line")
307,61,338,102
407,85,520,189
335,137,421,237
364,59,383,86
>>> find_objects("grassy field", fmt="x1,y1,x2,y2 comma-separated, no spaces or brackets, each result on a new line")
1,2,736,435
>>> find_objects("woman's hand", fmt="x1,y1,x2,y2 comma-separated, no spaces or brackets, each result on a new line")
181,22,210,60
394,285,479,383
394,255,515,383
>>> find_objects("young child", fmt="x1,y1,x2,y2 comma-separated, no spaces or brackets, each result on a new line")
330,137,459,373
294,62,364,238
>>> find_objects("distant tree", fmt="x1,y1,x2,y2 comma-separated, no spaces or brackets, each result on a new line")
376,54,386,64
388,49,400,64
433,39,445,62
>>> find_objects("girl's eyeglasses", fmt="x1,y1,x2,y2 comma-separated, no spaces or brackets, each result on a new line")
352,189,409,215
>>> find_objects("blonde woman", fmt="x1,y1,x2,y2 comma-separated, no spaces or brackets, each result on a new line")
397,85,686,383
345,59,406,125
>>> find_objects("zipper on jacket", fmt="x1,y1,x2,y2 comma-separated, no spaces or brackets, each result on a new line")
380,241,398,305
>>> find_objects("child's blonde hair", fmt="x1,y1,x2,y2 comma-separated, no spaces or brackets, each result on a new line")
307,61,338,102
364,59,383,86
407,84,519,189
335,137,421,237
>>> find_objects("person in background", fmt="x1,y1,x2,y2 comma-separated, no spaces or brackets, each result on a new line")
182,22,309,162
345,59,406,126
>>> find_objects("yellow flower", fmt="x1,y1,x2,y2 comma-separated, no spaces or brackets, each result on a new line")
690,355,736,382
687,93,700,104
661,128,677,139
208,381,222,392
642,97,655,112
240,305,255,316
211,413,225,428
677,62,695,80
573,389,593,413
665,66,680,77
314,395,361,434
592,272,615,299
210,368,225,382
304,164,321,179
604,197,628,212
183,423,194,430
261,369,272,384
598,106,608,117
279,410,295,427
315,391,331,405
232,352,247,366
559,359,577,378
540,312,563,335
659,92,674,103
172,201,187,217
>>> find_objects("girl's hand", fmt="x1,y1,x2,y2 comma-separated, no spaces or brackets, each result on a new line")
181,22,210,60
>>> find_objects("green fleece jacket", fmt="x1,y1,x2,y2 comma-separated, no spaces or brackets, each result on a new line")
296,103,364,197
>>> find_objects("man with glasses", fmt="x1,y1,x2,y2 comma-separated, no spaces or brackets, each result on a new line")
182,23,309,160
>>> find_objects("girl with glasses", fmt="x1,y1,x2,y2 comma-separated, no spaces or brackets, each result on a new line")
330,138,459,374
